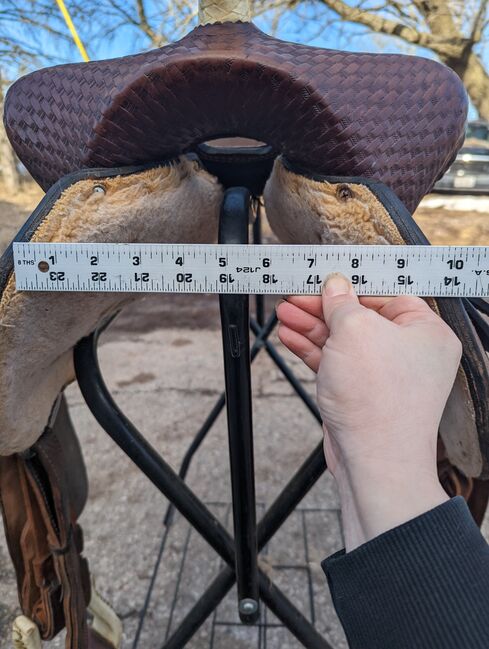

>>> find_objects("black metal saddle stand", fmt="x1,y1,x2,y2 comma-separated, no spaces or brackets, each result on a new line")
73,144,334,648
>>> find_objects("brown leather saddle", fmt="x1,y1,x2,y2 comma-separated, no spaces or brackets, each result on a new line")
2,16,489,649
6,21,466,213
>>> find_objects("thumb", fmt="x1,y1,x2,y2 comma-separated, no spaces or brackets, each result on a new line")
321,273,362,331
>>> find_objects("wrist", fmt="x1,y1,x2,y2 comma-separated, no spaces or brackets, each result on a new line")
334,462,449,552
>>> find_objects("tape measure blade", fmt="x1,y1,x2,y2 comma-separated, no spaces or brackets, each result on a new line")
11,242,489,297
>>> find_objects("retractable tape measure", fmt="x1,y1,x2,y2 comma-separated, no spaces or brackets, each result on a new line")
12,242,489,297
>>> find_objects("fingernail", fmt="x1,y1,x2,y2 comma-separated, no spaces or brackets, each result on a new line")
323,273,351,296
275,298,285,311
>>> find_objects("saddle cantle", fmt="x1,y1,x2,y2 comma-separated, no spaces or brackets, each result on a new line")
2,9,489,649
5,21,466,213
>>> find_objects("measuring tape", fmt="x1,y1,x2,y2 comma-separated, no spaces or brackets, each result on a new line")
12,242,489,297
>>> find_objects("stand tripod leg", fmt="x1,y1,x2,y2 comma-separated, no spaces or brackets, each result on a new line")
219,187,259,624
250,319,321,422
252,199,265,327
163,442,326,648
74,334,332,649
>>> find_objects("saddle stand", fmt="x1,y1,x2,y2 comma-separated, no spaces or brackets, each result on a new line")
74,145,331,648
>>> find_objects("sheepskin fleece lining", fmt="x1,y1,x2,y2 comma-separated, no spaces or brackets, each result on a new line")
263,157,482,477
0,157,223,454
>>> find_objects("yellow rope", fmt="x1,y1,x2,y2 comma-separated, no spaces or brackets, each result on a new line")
54,0,90,62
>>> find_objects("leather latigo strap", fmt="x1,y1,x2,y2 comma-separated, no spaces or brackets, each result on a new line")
4,21,466,212
438,439,489,528
0,398,93,648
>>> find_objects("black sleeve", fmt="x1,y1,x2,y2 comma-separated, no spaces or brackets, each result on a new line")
322,496,489,649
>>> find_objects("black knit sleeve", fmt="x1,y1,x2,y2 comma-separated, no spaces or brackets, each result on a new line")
322,497,489,649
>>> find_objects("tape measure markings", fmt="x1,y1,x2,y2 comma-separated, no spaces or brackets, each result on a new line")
12,242,489,297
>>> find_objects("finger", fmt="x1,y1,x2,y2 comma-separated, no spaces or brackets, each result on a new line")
289,295,391,317
285,295,324,319
321,273,363,332
376,295,435,325
277,324,321,372
359,296,393,311
276,300,329,347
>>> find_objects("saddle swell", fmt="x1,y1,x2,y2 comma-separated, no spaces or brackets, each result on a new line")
4,21,467,212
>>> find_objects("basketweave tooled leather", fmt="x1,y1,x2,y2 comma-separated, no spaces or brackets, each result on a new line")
4,21,467,212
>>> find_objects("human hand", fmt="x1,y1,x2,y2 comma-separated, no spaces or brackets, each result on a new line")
276,274,460,550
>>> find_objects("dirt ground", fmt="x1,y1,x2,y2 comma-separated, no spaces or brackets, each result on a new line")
0,181,43,253
1,182,489,649
415,204,489,245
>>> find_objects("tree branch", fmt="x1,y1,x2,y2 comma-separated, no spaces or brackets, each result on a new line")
135,0,161,45
106,0,139,26
470,0,489,42
313,0,468,57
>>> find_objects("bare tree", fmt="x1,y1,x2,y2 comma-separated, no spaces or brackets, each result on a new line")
279,0,489,119
1,1,73,66
44,0,199,51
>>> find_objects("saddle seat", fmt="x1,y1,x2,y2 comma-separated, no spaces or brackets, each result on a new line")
5,21,467,212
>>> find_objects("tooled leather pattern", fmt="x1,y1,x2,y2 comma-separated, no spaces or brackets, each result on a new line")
4,21,467,211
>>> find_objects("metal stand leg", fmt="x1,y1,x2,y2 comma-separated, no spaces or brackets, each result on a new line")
219,187,259,623
73,334,332,649
252,199,265,327
132,312,278,648
164,443,326,648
